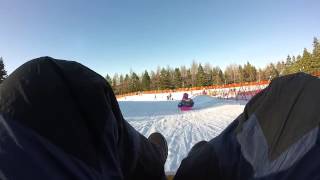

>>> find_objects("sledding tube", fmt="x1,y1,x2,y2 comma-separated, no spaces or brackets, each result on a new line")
179,106,193,111
178,93,194,111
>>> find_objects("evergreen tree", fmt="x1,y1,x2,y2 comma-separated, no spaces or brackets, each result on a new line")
311,37,320,72
292,56,296,64
283,55,293,75
124,74,130,93
203,63,213,85
129,72,140,92
212,67,224,85
185,69,192,87
105,74,112,85
119,75,124,94
264,63,279,80
286,55,292,66
150,71,157,90
141,70,151,90
112,73,119,87
242,62,257,82
276,61,286,76
150,68,161,90
218,69,225,85
173,68,183,88
196,64,206,86
180,66,187,87
299,48,312,73
159,68,172,89
313,37,320,56
112,73,119,94
190,61,198,87
289,55,303,73
0,57,7,83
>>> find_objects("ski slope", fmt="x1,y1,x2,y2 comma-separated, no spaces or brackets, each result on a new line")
118,93,246,172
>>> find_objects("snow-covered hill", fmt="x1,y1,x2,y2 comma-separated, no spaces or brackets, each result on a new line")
118,93,246,172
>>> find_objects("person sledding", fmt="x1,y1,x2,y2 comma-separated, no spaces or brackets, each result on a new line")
178,93,194,111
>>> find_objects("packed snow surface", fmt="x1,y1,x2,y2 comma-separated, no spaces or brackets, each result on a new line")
118,93,246,172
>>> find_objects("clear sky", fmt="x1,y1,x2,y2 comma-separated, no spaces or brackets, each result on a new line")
1,0,319,76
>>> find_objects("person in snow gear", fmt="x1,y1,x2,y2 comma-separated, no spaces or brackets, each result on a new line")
178,93,194,111
0,57,167,180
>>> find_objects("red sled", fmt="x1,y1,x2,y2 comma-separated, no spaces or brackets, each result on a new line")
179,106,192,111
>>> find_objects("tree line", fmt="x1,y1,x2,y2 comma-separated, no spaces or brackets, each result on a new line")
107,37,320,95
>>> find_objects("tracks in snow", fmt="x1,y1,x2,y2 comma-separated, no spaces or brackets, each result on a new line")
124,102,244,172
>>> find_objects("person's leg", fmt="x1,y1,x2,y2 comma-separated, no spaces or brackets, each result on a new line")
0,57,166,180
187,141,208,157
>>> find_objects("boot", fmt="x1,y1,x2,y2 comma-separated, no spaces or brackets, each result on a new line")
148,132,168,164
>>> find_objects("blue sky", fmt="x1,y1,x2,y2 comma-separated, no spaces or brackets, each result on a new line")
1,0,319,76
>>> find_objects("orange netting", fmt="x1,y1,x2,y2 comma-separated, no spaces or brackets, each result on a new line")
116,72,320,99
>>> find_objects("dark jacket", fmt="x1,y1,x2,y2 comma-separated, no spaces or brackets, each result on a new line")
178,99,194,108
0,57,165,180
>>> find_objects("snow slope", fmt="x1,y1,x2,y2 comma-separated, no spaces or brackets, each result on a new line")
118,90,203,102
118,93,246,172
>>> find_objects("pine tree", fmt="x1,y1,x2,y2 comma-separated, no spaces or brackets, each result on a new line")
190,61,198,87
311,37,320,72
150,71,157,90
124,74,130,93
286,55,292,66
283,55,293,75
0,57,7,83
119,75,124,94
112,73,119,94
150,68,161,90
105,74,112,86
289,55,303,73
203,63,213,86
129,72,140,92
173,68,182,88
264,63,279,80
112,73,119,87
159,68,172,89
242,62,257,82
276,61,286,76
180,66,187,88
185,69,192,87
218,69,225,85
212,67,224,85
196,64,206,86
299,48,312,73
141,70,151,90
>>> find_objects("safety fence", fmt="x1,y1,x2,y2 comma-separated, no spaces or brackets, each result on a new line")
116,80,270,100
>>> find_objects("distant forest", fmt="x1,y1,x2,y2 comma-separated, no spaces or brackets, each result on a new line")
106,37,320,95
